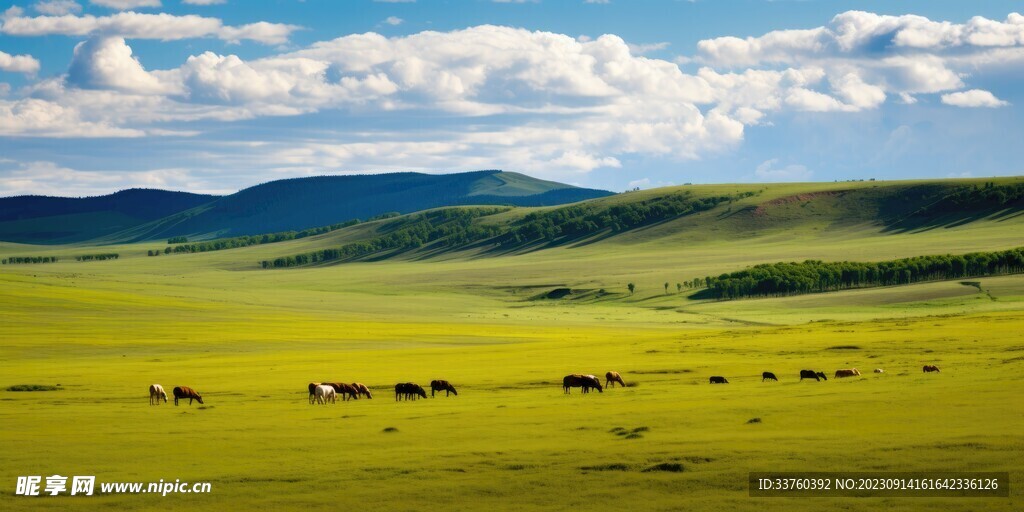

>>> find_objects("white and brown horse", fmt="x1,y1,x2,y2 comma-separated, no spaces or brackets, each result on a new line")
314,384,336,404
149,384,168,405
834,368,861,378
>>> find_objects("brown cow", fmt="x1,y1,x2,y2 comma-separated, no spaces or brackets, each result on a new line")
563,374,603,394
923,365,941,373
352,383,372,399
605,371,626,388
172,386,203,406
324,382,360,401
834,368,861,378
430,380,458,397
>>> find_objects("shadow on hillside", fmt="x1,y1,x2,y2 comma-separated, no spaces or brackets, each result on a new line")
881,204,1024,234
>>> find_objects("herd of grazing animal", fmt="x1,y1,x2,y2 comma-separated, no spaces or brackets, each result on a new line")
147,364,941,406
713,365,942,384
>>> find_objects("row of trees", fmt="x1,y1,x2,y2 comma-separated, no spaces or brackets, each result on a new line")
260,192,758,269
75,254,119,261
495,191,754,246
2,256,58,264
260,208,506,268
909,182,1024,219
150,218,372,256
699,247,1024,300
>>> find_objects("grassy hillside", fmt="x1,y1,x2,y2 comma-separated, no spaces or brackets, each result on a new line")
108,170,612,242
229,176,1024,269
0,189,217,244
1,176,1022,511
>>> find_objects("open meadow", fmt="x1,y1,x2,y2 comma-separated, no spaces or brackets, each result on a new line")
2,180,1023,511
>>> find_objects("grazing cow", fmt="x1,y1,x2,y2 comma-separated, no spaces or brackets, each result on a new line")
325,382,360,401
430,380,458,397
605,371,626,388
816,372,828,381
149,384,168,405
834,368,861,378
798,370,823,382
172,386,203,406
314,384,336,405
352,383,372,399
308,382,320,404
761,372,778,382
874,368,884,374
923,365,940,373
709,376,729,384
562,374,603,394
395,383,428,401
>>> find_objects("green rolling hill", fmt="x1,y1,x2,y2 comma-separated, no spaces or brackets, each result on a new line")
0,170,612,244
0,189,218,244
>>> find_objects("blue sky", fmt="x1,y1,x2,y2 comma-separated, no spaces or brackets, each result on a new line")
0,0,1022,196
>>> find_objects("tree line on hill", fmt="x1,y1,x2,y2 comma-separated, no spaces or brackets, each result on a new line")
2,256,59,264
149,214,401,257
261,192,755,268
494,191,754,246
260,208,507,268
905,182,1024,220
2,253,121,264
695,247,1024,300
75,254,119,261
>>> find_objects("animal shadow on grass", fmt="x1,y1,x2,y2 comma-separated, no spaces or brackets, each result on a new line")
642,463,684,473
609,426,649,439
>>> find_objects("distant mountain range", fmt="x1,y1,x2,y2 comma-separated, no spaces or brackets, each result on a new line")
0,171,613,244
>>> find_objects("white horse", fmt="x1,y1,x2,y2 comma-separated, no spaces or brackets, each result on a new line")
149,384,168,405
314,384,336,405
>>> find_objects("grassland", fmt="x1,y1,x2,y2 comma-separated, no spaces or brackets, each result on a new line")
1,178,1022,511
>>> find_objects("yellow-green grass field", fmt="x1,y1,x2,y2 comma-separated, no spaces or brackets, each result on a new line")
2,180,1023,511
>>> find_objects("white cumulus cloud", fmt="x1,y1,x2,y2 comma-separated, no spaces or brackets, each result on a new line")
0,50,41,75
940,89,1010,108
0,9,299,44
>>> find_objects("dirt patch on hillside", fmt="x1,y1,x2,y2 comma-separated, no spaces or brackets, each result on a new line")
753,190,846,217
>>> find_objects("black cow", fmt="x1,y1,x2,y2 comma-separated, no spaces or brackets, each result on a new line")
762,372,778,382
709,376,729,384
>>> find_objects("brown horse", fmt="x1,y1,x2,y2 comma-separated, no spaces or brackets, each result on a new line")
835,368,861,378
324,382,360,401
352,383,372,399
562,374,603,394
307,382,320,404
605,371,626,388
923,365,941,373
430,380,458,397
172,386,203,406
